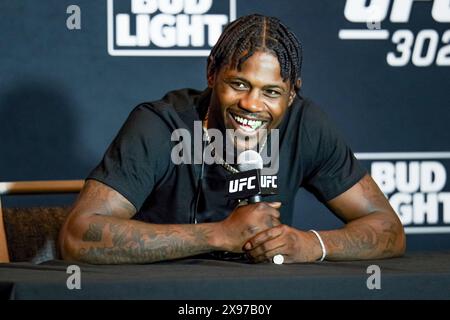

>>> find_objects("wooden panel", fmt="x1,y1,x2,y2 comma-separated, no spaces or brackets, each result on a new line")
0,199,10,263
0,180,84,195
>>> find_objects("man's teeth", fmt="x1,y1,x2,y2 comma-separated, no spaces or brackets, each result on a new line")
232,114,263,130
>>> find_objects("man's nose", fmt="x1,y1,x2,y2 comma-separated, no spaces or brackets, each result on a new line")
238,90,264,113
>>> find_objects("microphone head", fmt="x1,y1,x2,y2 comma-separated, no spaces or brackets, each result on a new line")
237,150,263,172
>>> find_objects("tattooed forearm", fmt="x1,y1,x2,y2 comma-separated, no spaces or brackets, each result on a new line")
110,223,132,247
380,220,399,256
77,220,215,264
326,224,378,258
321,213,402,260
82,222,105,242
322,174,406,260
61,180,220,264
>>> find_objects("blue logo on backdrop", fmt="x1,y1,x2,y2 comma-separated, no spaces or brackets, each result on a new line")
339,0,450,67
107,0,236,56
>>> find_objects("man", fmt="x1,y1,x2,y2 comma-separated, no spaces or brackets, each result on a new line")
59,14,405,264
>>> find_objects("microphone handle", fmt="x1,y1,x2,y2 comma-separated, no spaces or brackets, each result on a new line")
247,194,262,204
245,194,283,265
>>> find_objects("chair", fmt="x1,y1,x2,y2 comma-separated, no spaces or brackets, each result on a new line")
0,180,84,263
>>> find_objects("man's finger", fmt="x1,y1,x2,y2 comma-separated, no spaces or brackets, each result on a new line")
249,242,286,263
271,217,281,227
244,225,283,250
267,202,282,209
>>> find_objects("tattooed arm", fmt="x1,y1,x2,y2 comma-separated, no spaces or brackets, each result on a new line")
318,174,406,260
244,174,406,263
59,180,280,264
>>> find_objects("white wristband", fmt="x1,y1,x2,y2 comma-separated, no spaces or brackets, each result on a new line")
309,229,327,262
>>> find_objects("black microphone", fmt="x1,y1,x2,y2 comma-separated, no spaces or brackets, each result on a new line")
237,150,264,203
226,150,278,203
227,150,283,264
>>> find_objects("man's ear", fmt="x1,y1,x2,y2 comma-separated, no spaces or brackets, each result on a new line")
288,78,302,106
207,70,215,88
206,57,216,88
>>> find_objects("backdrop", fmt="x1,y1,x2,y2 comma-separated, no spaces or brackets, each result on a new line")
1,0,449,251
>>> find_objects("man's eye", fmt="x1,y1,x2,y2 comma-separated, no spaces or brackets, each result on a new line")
230,82,247,90
265,89,282,97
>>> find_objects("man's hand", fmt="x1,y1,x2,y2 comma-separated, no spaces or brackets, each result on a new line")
217,202,282,252
243,174,406,263
243,225,322,263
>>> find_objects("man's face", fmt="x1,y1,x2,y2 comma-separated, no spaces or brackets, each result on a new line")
208,51,295,152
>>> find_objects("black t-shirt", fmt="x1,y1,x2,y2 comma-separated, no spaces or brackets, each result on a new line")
88,88,366,225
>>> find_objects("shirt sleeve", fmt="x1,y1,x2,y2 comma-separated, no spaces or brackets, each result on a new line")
87,104,173,210
301,101,367,202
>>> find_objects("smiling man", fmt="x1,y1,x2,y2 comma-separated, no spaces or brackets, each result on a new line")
59,14,405,264
207,50,293,163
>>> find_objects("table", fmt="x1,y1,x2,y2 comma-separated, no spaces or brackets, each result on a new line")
0,252,449,300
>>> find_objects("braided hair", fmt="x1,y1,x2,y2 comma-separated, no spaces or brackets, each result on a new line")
207,14,302,91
